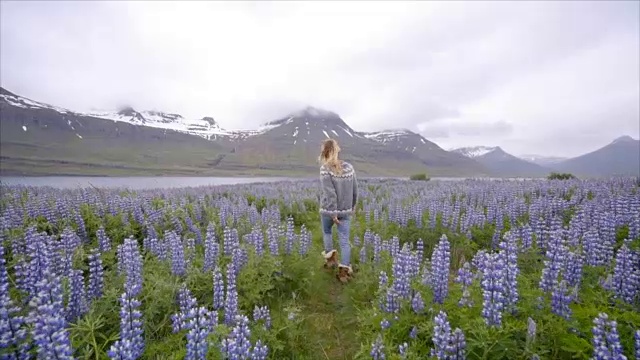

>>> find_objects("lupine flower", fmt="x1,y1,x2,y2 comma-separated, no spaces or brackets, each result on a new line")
370,334,385,360
498,231,519,313
481,252,505,328
27,271,74,359
564,250,584,291
431,235,451,304
527,317,536,345
108,287,144,360
551,280,572,320
409,326,418,339
172,285,198,333
253,305,271,330
591,313,625,360
0,244,30,358
185,307,214,360
251,339,269,360
455,262,474,307
213,266,225,310
66,269,88,322
398,342,408,359
612,244,640,304
539,230,566,294
166,231,186,276
96,226,111,253
220,314,252,360
88,248,104,300
411,292,424,314
224,263,239,326
383,288,400,314
392,244,412,300
430,310,466,360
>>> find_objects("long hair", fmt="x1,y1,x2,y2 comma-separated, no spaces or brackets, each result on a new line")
319,139,343,174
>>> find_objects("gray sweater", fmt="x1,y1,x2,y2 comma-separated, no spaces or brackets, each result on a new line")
319,161,358,217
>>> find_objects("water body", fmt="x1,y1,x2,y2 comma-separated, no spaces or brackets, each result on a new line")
0,176,516,190
0,176,300,190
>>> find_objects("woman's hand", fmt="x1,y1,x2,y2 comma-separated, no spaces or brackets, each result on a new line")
332,216,340,224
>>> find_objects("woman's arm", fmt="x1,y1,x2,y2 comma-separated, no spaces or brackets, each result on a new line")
352,171,358,210
320,168,338,217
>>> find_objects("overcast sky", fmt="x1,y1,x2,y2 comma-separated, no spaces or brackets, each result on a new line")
1,1,638,157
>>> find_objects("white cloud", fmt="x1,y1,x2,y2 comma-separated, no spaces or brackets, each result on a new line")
1,0,638,157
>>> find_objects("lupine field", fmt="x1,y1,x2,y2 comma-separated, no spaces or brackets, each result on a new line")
1,178,639,360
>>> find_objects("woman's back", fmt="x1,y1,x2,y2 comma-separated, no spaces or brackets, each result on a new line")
319,161,358,217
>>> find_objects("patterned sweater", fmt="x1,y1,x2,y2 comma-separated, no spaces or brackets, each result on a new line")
319,161,358,217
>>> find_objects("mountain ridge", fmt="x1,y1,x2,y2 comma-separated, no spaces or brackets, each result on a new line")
1,86,636,178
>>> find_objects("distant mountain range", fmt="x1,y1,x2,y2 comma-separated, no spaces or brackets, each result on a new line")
0,87,637,177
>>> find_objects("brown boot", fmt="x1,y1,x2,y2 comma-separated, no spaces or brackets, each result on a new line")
336,264,353,283
322,250,339,269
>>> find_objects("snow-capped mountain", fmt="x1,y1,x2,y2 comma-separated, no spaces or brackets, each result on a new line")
450,146,498,158
86,108,255,141
253,106,365,147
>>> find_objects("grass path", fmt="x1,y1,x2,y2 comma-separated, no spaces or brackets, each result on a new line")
292,223,367,360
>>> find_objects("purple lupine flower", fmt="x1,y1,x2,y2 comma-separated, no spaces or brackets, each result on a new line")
360,245,367,264
221,314,252,360
298,225,311,256
27,271,74,359
591,313,625,360
284,216,295,255
185,307,214,360
431,235,451,304
370,334,385,360
498,231,519,313
213,266,225,310
471,250,488,280
172,285,198,333
481,252,505,328
431,311,452,360
203,225,218,269
381,318,390,330
409,326,417,339
252,305,271,330
455,262,474,307
551,280,572,320
564,250,584,290
108,288,144,359
166,231,186,276
96,226,111,253
449,328,466,360
267,222,279,256
66,269,88,323
251,339,269,360
384,288,400,314
88,248,104,300
398,342,408,359
527,317,536,345
58,227,81,276
392,244,412,300
184,236,196,267
612,244,640,304
224,263,239,326
118,237,143,297
411,292,424,314
539,230,566,294
0,244,30,358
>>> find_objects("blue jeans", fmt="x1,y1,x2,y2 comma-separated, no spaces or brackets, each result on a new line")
321,214,351,266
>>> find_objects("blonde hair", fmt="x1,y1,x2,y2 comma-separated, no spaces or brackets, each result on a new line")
319,139,343,174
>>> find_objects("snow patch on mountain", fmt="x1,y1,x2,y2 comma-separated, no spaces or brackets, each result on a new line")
0,91,72,114
451,146,497,158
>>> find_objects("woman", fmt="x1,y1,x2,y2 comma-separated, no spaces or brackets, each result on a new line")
318,138,358,283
